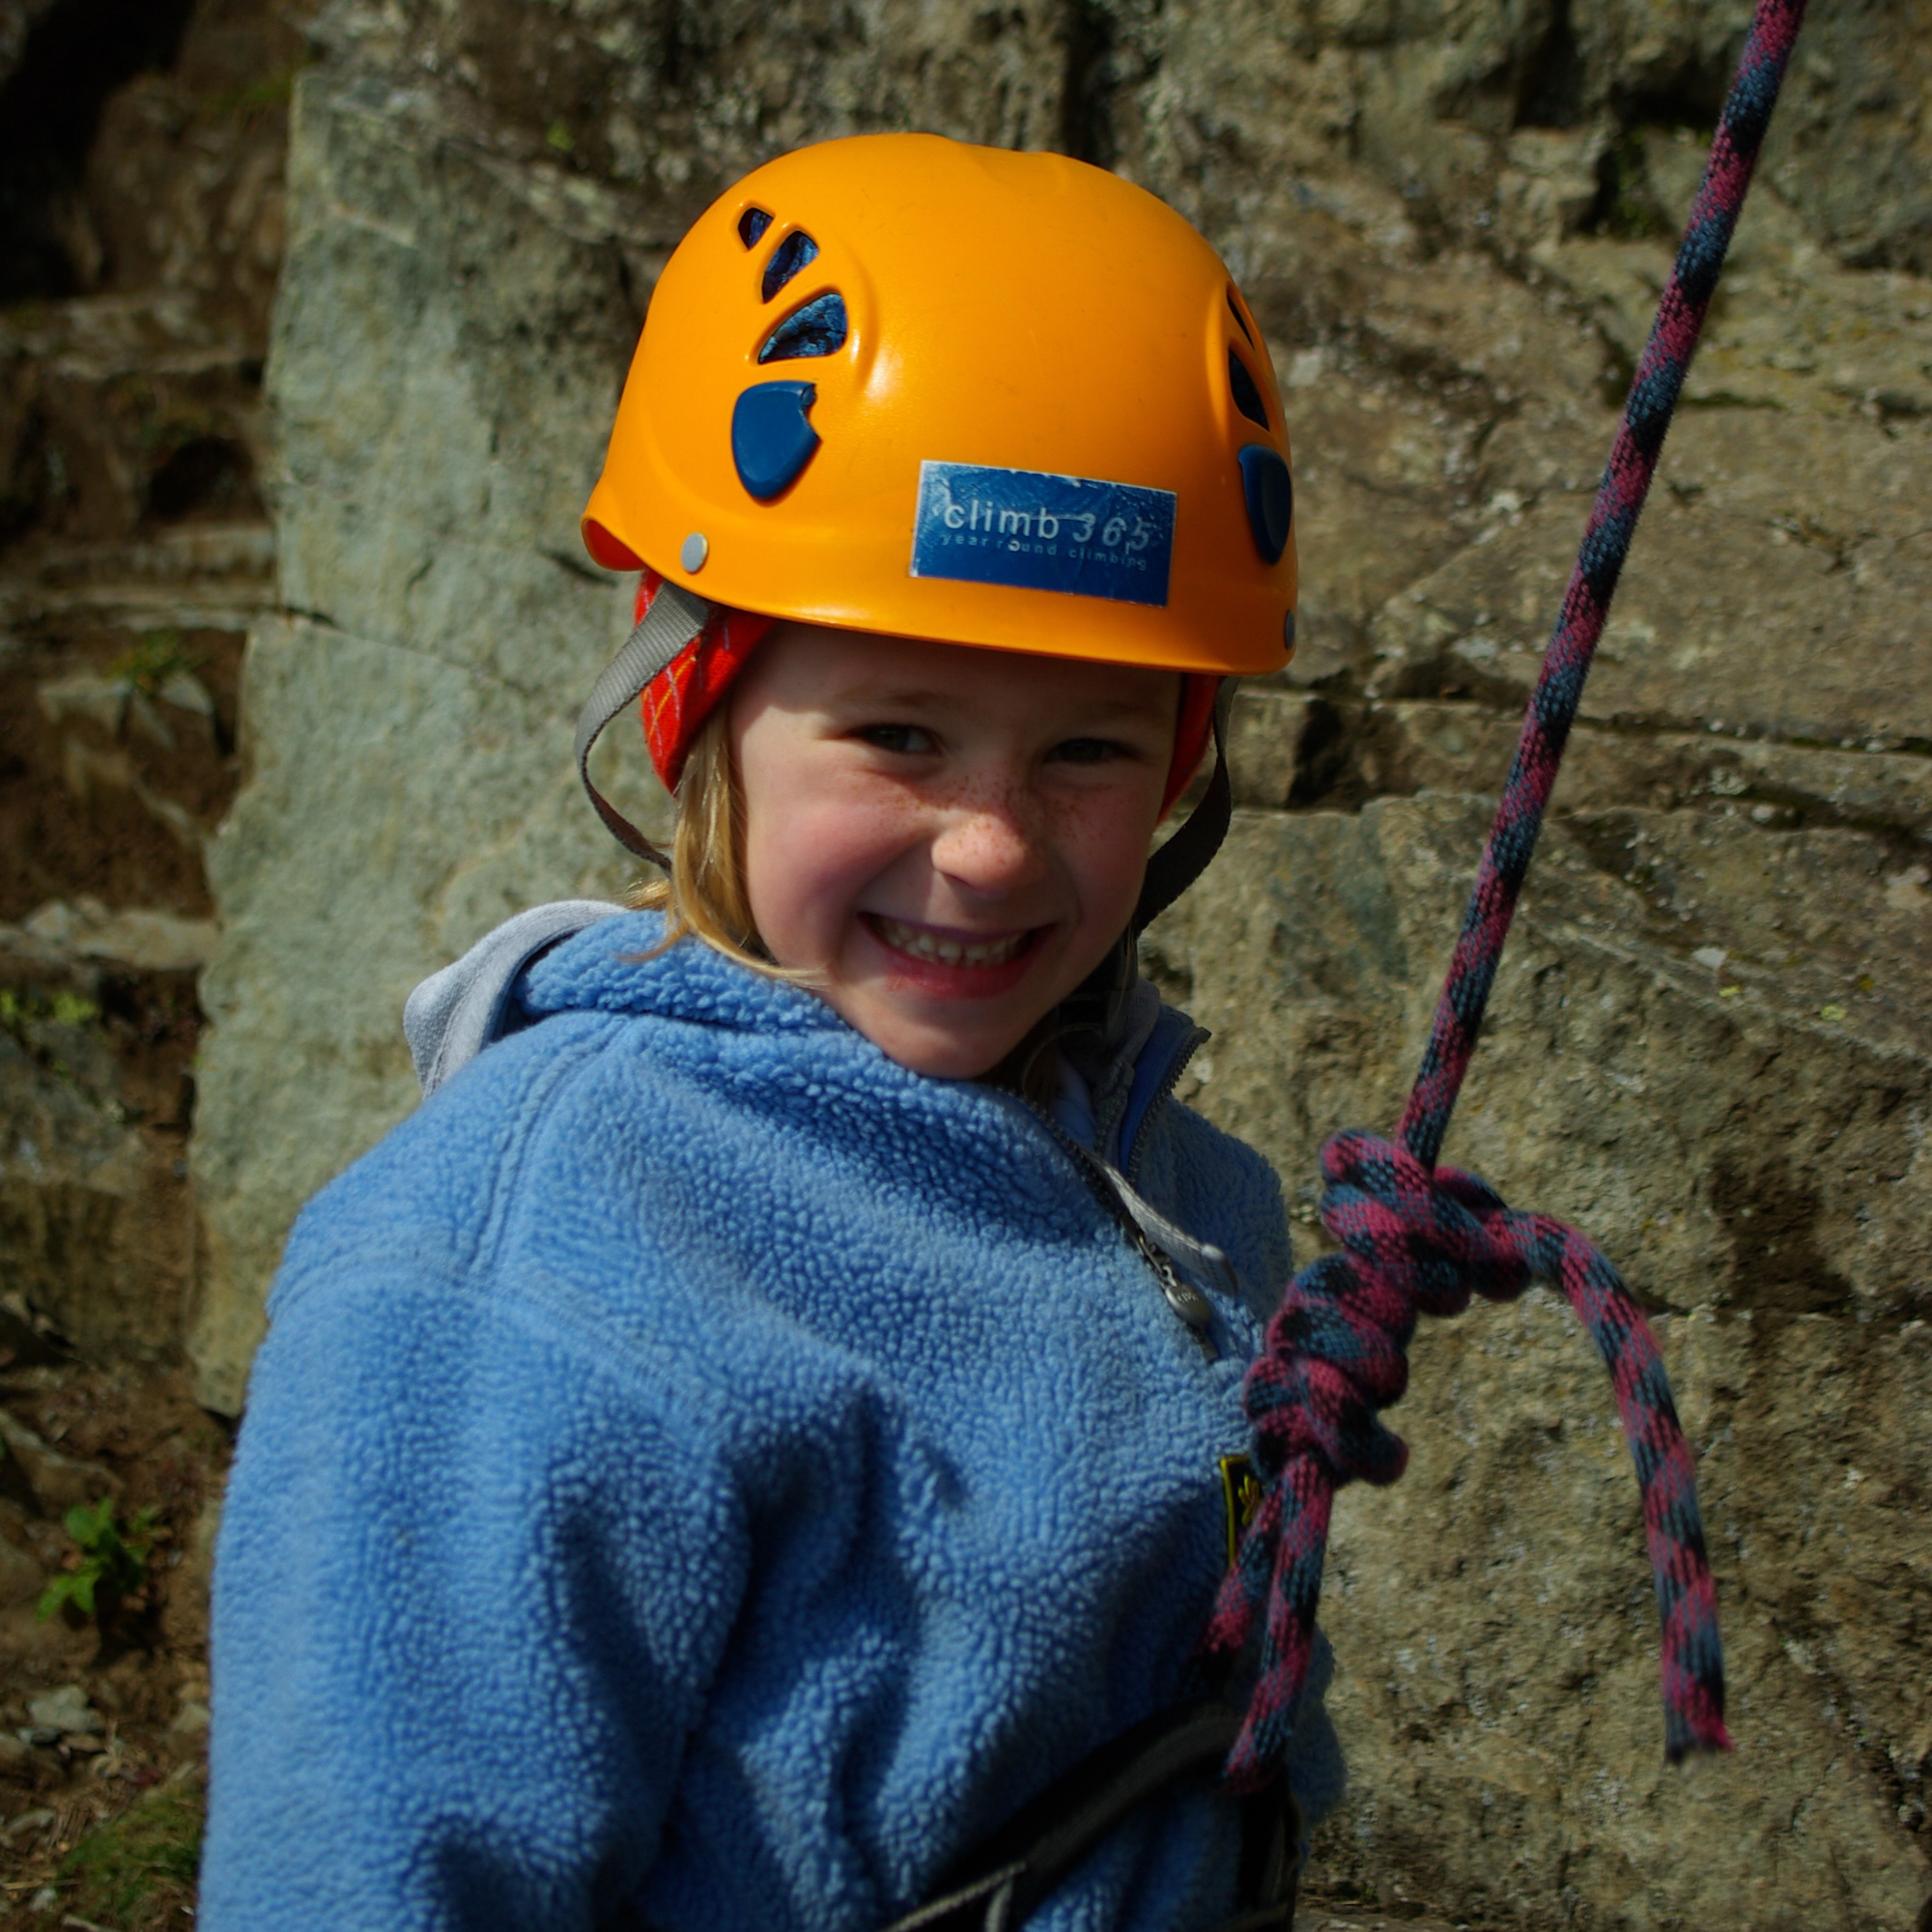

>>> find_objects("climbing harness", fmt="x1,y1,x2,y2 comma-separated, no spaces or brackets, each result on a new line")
880,1703,1300,1932
1202,0,1807,1790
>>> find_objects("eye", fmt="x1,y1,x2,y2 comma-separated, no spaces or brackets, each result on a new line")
1048,736,1130,765
857,723,937,755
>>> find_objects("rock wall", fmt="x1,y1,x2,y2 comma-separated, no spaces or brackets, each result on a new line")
0,0,298,1358
185,0,1929,1922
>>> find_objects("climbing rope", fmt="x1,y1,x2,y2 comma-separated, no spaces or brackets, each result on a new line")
1205,0,1808,1790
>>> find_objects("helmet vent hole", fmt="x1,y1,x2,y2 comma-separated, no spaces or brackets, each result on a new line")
1226,286,1255,346
761,229,820,301
738,207,774,248
1229,350,1270,429
758,291,849,363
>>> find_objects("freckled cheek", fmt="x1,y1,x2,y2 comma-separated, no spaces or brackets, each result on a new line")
746,781,930,948
1044,787,1165,907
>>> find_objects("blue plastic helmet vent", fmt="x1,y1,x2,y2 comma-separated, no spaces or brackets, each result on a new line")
758,292,848,363
761,230,819,302
1226,286,1255,346
1229,349,1269,429
1237,443,1293,564
732,381,820,499
738,207,773,248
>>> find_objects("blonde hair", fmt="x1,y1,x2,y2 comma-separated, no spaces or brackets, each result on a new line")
625,706,779,977
628,703,1064,1101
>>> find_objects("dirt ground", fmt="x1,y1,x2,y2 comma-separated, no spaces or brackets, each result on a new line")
0,1352,227,1929
1297,1916,1463,1932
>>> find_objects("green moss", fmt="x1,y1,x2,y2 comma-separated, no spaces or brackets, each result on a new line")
108,629,197,695
0,988,102,1036
59,1780,204,1925
196,66,299,124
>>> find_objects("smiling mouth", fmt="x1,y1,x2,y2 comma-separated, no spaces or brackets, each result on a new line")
868,916,1037,970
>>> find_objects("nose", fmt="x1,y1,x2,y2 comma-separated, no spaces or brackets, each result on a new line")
928,784,1050,898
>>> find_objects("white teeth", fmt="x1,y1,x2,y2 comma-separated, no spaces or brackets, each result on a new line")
876,918,1026,968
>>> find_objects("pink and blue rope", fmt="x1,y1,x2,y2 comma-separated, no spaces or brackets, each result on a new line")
1205,0,1807,1790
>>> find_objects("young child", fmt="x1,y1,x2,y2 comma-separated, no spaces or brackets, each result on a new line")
201,133,1342,1930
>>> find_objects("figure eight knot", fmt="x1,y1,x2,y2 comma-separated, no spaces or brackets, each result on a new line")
1202,1130,1731,1789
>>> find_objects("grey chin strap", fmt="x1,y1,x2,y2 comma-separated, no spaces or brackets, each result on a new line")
574,579,712,869
1132,677,1235,933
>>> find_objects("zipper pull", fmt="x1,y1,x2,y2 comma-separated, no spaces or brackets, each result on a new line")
1135,1234,1219,1357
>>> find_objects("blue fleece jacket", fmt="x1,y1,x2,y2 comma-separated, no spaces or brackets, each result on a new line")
203,914,1340,1931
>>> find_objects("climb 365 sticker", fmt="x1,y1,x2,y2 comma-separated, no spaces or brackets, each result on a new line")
910,460,1176,607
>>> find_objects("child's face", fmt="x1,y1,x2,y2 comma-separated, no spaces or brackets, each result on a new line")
729,624,1179,1080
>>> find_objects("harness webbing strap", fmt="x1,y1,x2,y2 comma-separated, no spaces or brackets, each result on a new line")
880,1701,1294,1932
573,580,710,867
1203,0,1807,1792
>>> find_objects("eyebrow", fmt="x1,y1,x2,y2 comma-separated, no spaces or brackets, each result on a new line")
835,686,953,711
829,684,1174,723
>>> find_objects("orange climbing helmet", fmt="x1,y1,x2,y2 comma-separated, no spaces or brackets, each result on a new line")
573,133,1297,903
582,133,1296,683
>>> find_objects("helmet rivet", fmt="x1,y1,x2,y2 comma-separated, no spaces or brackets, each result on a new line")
680,531,709,573
1283,609,1297,653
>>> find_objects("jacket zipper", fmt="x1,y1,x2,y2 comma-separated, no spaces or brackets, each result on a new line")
1019,1095,1221,1360
1123,1024,1209,1187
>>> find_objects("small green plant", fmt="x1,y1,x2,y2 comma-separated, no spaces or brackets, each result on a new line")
38,1499,158,1625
